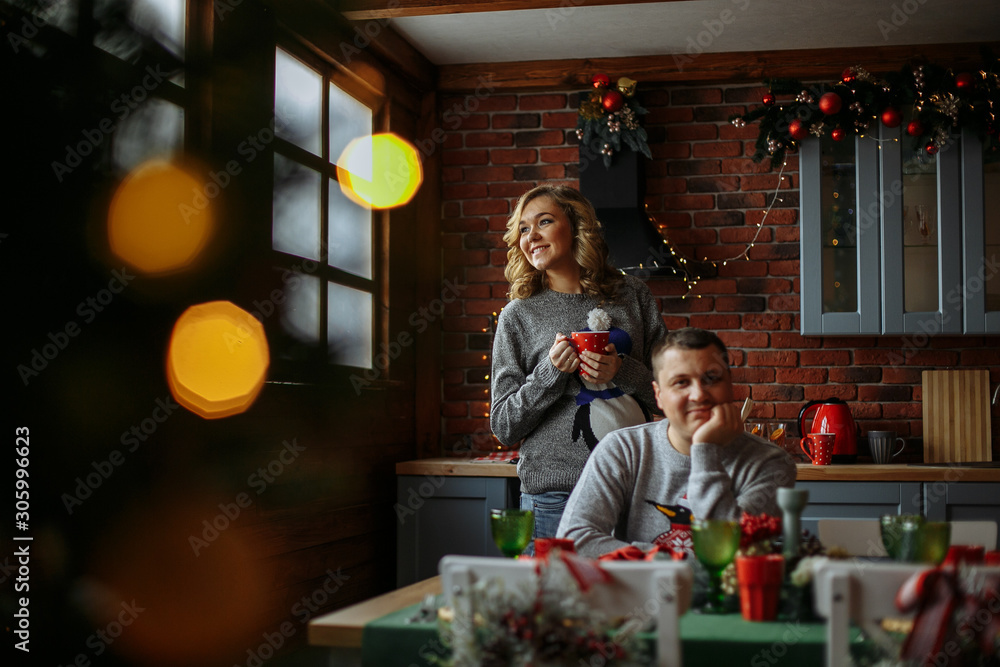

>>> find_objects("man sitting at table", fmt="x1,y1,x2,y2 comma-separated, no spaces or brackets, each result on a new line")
556,327,796,558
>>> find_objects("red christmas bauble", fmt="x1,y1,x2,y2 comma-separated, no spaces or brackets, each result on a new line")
841,67,856,83
955,72,974,90
818,92,842,115
831,128,846,142
881,107,902,128
762,92,775,106
592,73,610,89
788,119,808,140
926,143,939,155
601,89,624,113
906,120,924,137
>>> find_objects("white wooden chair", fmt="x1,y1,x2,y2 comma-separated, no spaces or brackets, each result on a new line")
812,558,1000,667
817,518,998,557
439,555,693,667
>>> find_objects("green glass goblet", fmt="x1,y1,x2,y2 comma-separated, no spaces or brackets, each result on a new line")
490,509,534,559
916,521,951,565
691,518,741,613
880,514,924,561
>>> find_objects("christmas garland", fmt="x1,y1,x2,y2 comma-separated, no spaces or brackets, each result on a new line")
576,74,652,168
730,49,1000,166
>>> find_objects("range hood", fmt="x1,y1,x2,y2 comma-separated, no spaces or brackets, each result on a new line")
579,148,715,280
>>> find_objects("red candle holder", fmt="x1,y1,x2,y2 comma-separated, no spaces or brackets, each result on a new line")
736,554,784,621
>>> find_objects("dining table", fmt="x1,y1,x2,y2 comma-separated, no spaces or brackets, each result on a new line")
308,574,841,667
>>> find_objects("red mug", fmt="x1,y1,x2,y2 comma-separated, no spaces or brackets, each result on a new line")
570,331,610,376
800,433,835,465
736,554,785,621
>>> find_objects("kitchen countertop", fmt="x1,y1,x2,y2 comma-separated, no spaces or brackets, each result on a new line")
397,457,1000,482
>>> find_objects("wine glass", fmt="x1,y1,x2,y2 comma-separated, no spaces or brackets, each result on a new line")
490,509,534,558
691,518,741,613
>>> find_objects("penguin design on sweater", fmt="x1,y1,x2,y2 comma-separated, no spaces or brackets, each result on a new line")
649,498,695,555
570,326,648,450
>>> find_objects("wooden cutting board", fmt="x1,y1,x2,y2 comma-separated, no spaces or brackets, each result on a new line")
922,370,992,463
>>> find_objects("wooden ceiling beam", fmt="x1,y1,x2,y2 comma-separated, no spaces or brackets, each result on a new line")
436,41,1000,91
337,0,690,21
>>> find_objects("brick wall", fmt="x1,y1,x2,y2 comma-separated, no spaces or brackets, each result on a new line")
439,83,1000,461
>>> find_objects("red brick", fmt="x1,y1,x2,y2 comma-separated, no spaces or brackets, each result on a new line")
829,367,882,383
741,174,785,191
717,331,769,348
454,114,490,130
443,150,489,166
767,260,798,276
742,313,795,330
725,86,769,104
542,112,578,129
519,94,567,111
689,176,740,193
803,384,857,401
444,249,489,267
442,201,461,218
823,337,877,349
903,350,960,366
652,143,692,160
746,350,799,367
693,142,742,158
800,350,851,366
463,200,508,216
854,348,905,366
716,296,766,312
848,401,880,418
858,385,913,402
442,369,464,385
775,227,800,243
442,402,469,418
747,209,798,226
491,148,537,164
882,403,923,419
693,279,738,294
444,94,517,113
959,347,1000,365
666,125,718,142
465,266,505,283
768,294,800,311
442,316,491,333
443,183,488,200
442,218,487,234
513,165,565,180
718,192,767,209
488,182,528,198
672,88,723,105
492,113,540,130
535,147,574,164
662,295,714,312
465,132,514,148
465,166,514,182
693,211,743,227
721,158,772,174
465,299,507,315
777,368,828,384
442,166,463,182
461,284,492,299
719,124,760,141
663,316,691,330
731,367,776,383
882,367,922,384
464,231,504,249
667,159,721,176
752,385,805,401
720,226,772,244
717,261,767,277
689,314,741,330
663,194,715,210
515,130,564,147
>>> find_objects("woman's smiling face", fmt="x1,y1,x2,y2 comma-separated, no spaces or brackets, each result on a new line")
518,195,577,275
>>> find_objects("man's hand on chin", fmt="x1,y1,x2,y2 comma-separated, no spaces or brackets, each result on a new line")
691,402,743,447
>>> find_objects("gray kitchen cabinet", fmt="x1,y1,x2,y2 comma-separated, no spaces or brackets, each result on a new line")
923,481,1000,548
800,128,999,335
396,475,519,587
797,481,922,538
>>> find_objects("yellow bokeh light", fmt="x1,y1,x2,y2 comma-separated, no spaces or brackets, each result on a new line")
108,160,214,275
336,133,423,209
167,301,269,419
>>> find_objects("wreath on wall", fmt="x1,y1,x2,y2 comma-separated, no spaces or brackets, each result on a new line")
730,49,1000,166
576,73,652,168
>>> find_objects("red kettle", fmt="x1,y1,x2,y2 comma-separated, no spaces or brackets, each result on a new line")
798,398,858,463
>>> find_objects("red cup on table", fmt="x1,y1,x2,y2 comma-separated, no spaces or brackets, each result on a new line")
736,554,785,621
943,544,985,567
570,331,610,376
985,550,1000,565
800,433,835,465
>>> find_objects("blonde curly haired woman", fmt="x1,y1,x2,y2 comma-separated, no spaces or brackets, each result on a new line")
490,184,667,554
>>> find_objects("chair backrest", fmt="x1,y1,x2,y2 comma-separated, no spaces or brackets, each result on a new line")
813,559,1000,667
817,518,999,557
439,555,693,667
817,519,887,557
949,520,998,550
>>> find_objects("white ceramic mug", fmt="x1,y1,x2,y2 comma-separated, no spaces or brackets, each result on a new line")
868,431,905,464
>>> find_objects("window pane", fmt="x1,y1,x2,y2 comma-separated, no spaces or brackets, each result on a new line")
328,181,372,279
113,98,184,172
95,0,185,66
275,48,322,155
327,283,372,368
329,83,372,164
901,113,939,313
272,154,321,261
819,135,858,314
984,160,1000,312
281,273,320,343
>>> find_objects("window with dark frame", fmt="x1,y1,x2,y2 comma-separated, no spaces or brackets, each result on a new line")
272,44,379,373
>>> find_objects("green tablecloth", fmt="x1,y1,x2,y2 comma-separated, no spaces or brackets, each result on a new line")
361,605,836,667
